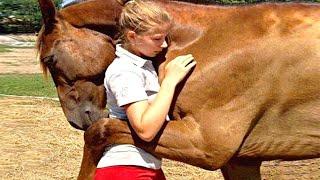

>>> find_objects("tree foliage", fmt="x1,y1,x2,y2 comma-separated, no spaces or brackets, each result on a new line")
0,0,318,34
0,0,62,33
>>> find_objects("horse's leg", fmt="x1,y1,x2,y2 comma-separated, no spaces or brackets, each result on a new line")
78,144,104,180
221,158,262,180
77,119,111,180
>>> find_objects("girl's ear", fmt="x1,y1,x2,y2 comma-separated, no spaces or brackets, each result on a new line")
126,30,137,42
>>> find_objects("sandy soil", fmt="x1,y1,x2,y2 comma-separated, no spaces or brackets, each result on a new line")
0,34,319,179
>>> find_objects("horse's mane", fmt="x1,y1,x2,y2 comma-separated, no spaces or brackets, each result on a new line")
62,0,228,7
36,27,49,78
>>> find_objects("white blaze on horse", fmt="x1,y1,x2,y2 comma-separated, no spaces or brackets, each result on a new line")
37,0,320,179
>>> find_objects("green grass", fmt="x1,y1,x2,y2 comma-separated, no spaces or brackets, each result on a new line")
0,44,13,52
0,74,57,98
0,44,35,53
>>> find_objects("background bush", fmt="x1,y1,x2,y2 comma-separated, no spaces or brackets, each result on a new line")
0,0,319,34
0,0,61,33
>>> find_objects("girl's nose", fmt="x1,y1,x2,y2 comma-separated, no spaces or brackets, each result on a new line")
161,40,168,48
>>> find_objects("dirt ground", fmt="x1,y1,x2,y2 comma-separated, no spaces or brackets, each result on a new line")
0,34,319,179
0,34,40,74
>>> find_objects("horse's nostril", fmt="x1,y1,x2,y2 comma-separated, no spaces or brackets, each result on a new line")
85,110,91,115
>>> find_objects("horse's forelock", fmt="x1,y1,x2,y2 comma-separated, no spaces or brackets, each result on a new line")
36,27,50,79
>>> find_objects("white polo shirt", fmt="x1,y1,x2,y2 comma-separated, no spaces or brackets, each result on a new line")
98,44,163,169
104,44,161,120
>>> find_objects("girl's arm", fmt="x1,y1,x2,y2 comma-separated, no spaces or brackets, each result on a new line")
124,54,196,142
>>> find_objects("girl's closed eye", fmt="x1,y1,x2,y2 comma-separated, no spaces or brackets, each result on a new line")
153,38,162,41
151,34,166,41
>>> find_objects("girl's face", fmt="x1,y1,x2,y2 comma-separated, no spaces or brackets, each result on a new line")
127,23,171,58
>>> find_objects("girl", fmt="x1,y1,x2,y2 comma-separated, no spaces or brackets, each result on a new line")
95,0,196,179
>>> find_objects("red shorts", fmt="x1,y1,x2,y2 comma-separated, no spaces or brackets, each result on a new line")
94,165,166,180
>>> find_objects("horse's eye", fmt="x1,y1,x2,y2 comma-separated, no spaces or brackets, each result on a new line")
41,55,55,67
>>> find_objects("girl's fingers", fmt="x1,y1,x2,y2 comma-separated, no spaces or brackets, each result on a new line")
168,54,196,72
185,61,197,70
183,58,195,67
181,56,195,67
172,54,193,64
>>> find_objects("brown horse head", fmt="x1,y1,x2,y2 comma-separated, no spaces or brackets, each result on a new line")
37,0,123,130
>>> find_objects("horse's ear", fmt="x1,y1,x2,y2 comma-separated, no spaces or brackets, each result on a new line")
38,0,57,27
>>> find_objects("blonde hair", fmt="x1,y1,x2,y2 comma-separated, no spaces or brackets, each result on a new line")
119,0,172,43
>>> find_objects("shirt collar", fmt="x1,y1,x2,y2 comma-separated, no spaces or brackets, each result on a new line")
115,44,151,68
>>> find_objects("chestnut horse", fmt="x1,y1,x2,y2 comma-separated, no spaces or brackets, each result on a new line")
37,0,320,179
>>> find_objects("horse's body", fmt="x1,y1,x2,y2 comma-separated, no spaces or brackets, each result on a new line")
37,0,320,179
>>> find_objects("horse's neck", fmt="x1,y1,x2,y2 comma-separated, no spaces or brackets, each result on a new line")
59,0,122,29
86,117,218,169
160,1,233,54
153,2,221,74
162,1,231,25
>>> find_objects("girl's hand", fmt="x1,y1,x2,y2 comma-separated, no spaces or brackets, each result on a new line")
164,54,196,86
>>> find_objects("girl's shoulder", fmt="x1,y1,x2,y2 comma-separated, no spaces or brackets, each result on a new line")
107,58,140,73
105,58,144,81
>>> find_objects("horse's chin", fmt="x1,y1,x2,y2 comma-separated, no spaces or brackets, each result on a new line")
68,120,89,131
66,111,106,131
